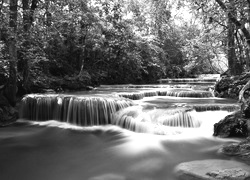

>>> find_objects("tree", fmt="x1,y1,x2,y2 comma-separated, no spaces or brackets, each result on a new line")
21,0,39,92
227,0,238,75
2,0,234,95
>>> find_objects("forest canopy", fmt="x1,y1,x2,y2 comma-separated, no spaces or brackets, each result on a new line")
1,0,250,95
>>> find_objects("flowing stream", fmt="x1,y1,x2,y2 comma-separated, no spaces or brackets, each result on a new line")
0,76,243,180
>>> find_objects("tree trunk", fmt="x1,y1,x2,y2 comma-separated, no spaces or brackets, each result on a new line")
5,0,18,106
227,2,237,75
246,47,250,71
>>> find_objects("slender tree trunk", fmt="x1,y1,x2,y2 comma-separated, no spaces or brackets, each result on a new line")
246,1,250,71
21,0,39,92
78,28,88,77
227,11,236,74
227,0,238,75
235,32,244,67
5,0,18,106
22,0,30,92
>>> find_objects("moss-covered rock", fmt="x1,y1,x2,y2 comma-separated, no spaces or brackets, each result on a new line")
220,137,250,165
215,72,250,99
214,111,249,138
0,94,18,126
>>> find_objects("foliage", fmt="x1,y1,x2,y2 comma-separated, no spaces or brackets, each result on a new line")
1,0,240,92
188,0,250,75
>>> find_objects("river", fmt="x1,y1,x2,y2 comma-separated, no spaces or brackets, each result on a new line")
0,78,243,180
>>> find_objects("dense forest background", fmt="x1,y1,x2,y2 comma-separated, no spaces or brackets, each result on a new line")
1,0,250,99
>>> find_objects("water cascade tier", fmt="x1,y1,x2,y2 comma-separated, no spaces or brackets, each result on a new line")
111,107,211,135
158,74,219,86
19,74,239,135
117,88,214,100
158,88,214,98
191,104,240,112
20,94,134,126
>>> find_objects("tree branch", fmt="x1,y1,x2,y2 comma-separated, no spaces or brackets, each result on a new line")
213,18,228,28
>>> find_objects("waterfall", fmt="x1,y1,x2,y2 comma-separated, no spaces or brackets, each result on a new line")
158,89,214,98
19,76,235,135
158,76,219,85
118,91,159,100
118,92,145,100
111,107,203,134
117,88,214,100
160,111,201,127
192,104,240,112
20,94,134,126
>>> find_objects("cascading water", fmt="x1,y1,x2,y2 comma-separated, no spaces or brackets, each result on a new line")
20,94,134,126
19,80,239,137
117,88,215,100
1,75,243,180
111,105,234,136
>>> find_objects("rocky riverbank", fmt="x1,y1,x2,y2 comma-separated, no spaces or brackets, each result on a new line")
213,72,250,141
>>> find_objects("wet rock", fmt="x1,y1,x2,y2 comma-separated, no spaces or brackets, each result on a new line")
215,76,235,98
220,137,250,165
214,73,250,99
242,100,250,119
0,106,18,126
0,94,18,126
213,111,248,138
175,159,250,180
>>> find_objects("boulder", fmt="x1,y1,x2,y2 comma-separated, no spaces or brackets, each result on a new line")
213,111,248,138
214,76,235,98
175,159,250,180
242,99,250,119
0,106,18,126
